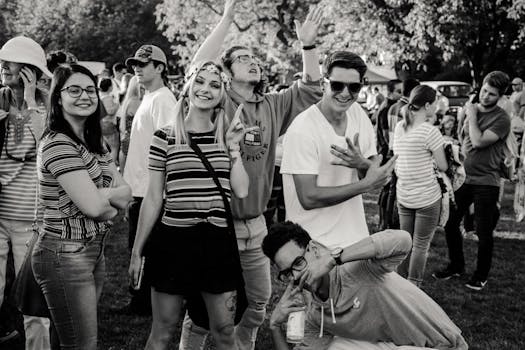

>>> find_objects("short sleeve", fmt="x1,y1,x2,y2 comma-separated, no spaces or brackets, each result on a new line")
148,129,168,172
151,91,177,130
281,130,319,175
356,107,377,159
425,125,445,152
41,136,86,177
488,112,511,140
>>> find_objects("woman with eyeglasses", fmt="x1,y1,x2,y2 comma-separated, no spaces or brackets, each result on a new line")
393,85,448,287
129,60,253,350
32,63,132,349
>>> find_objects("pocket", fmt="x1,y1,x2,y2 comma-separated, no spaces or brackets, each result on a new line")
57,241,89,255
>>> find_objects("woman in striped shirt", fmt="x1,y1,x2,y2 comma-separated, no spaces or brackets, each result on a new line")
129,61,252,350
33,64,132,349
393,85,448,287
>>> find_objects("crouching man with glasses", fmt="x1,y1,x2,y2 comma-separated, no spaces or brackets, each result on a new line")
263,222,469,350
281,51,396,251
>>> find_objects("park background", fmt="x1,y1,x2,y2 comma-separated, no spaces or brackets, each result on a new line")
0,0,525,349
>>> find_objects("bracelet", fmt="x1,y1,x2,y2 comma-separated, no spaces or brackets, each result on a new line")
230,150,241,159
302,44,316,51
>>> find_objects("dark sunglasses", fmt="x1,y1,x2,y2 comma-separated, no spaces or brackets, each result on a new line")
61,85,98,99
132,60,152,69
325,78,362,94
277,255,308,283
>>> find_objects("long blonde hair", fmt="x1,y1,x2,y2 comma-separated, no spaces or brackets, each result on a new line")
117,75,143,119
171,60,229,150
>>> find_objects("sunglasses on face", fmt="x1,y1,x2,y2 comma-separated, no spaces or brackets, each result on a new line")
324,78,362,94
232,54,260,65
61,85,98,98
277,255,308,283
132,61,151,69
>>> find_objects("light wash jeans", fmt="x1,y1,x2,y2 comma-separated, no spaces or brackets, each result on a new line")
32,232,107,350
397,199,441,287
179,215,271,350
0,218,50,350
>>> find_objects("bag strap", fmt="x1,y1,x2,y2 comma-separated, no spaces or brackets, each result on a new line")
0,88,12,158
187,137,235,232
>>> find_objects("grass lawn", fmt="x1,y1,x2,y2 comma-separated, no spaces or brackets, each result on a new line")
3,184,525,349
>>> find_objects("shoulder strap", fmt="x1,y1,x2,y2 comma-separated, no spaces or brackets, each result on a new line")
187,137,234,232
0,87,12,156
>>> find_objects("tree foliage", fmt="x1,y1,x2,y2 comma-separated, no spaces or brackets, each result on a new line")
11,0,171,66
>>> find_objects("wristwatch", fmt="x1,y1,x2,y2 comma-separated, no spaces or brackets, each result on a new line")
330,247,344,265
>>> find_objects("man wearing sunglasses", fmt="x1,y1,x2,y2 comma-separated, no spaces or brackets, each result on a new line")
179,2,324,349
0,36,51,349
122,44,177,315
281,51,396,252
262,221,468,350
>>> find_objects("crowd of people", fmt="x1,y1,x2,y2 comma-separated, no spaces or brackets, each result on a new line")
0,0,521,349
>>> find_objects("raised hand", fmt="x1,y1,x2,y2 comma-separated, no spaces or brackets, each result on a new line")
225,104,259,147
294,5,324,46
223,0,237,22
363,155,397,190
330,133,368,170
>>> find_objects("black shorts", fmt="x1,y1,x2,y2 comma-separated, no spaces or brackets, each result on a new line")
145,222,240,295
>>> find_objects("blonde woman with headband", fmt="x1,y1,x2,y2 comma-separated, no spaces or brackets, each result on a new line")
129,60,255,350
393,85,448,287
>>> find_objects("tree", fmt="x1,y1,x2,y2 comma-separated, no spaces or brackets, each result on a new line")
12,0,172,68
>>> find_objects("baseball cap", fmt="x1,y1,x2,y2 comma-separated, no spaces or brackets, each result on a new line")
126,45,167,68
0,36,52,77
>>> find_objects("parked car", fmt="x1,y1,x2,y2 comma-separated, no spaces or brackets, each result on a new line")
421,81,473,116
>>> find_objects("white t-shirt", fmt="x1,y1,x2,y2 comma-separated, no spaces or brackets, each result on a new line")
281,103,376,249
123,86,177,197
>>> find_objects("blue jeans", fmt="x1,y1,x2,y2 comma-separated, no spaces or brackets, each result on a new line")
32,233,107,350
397,199,441,286
179,215,271,350
444,183,500,281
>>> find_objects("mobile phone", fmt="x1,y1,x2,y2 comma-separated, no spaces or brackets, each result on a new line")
133,256,145,290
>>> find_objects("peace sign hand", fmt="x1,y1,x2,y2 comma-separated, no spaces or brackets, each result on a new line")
330,133,368,170
226,104,259,148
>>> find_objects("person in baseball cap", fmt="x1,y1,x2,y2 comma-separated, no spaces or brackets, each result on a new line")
125,44,167,68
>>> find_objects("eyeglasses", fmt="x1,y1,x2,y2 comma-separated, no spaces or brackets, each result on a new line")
61,85,98,98
232,54,260,65
277,255,308,283
324,78,362,94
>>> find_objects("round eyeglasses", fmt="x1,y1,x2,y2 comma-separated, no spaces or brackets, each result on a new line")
60,85,98,98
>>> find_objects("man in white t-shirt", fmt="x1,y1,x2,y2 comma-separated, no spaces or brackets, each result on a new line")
122,44,177,314
281,51,396,249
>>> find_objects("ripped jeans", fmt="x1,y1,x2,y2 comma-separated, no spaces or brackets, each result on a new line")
32,232,107,350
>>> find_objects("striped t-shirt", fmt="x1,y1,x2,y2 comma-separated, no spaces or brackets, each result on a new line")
393,121,444,209
38,133,113,239
149,128,231,228
0,114,38,221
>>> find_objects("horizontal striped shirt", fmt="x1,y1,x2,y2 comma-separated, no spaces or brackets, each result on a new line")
38,133,113,239
393,121,444,208
149,128,231,228
0,111,38,221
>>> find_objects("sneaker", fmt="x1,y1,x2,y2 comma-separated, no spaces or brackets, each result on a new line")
465,278,487,291
432,266,463,280
0,329,19,344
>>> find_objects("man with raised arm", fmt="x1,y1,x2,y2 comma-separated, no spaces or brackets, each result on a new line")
179,1,324,349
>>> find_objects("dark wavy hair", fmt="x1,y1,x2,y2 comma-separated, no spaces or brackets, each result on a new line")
221,45,265,94
262,221,312,263
44,63,105,154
